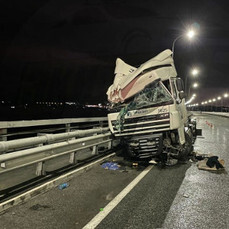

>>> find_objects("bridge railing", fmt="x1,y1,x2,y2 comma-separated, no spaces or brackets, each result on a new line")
0,117,108,142
0,117,116,191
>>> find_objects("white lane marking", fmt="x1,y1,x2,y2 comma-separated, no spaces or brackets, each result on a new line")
82,165,154,229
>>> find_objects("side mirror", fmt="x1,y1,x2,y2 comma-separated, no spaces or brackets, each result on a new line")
176,78,184,92
179,91,186,100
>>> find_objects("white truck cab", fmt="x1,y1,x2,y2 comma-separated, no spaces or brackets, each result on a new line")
107,50,195,160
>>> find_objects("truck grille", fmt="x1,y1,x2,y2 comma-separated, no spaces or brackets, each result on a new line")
112,113,170,136
127,134,163,158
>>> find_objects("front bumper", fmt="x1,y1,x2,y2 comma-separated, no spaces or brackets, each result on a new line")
126,133,163,159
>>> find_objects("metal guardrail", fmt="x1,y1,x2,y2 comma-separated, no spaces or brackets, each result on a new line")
0,117,108,129
0,127,109,153
0,117,115,191
0,117,108,141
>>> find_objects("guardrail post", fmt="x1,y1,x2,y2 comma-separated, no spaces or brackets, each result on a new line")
92,133,98,155
99,121,103,128
108,140,112,150
66,124,77,163
92,145,98,155
66,123,70,132
36,161,45,176
0,129,7,141
69,152,76,164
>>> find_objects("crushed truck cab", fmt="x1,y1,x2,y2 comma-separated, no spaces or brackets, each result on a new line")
107,49,196,160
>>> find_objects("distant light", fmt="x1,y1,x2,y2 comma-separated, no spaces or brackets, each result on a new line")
224,93,228,98
191,69,199,76
66,102,75,105
11,106,15,109
205,101,208,104
217,96,221,100
193,94,196,97
201,102,204,105
193,83,198,88
212,98,216,102
187,30,195,39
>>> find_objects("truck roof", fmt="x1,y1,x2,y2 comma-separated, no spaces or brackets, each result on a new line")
107,49,177,103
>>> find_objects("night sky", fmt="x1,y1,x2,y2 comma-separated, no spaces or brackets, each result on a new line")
0,0,229,105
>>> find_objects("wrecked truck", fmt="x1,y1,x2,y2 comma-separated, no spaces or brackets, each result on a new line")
106,49,197,161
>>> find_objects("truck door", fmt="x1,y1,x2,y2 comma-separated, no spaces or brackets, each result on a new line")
171,77,187,122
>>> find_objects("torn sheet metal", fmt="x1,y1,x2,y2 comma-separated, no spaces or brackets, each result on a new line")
107,49,177,103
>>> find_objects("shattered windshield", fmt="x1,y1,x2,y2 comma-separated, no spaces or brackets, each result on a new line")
113,81,173,131
130,81,172,110
111,81,173,112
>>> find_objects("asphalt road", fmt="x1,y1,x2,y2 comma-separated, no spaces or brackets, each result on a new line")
0,114,228,229
163,113,229,229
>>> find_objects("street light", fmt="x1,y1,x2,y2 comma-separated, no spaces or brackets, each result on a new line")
187,30,195,39
172,29,196,58
185,69,199,97
193,83,198,88
191,68,199,76
224,93,228,98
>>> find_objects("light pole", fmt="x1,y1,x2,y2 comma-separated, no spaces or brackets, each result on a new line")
212,98,216,111
217,96,222,112
188,82,198,99
172,29,196,58
223,93,229,110
185,68,199,98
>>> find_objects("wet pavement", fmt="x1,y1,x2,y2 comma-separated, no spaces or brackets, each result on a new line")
96,163,190,229
0,157,143,229
0,114,228,229
163,114,229,229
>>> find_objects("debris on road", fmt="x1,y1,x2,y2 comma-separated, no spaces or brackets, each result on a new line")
132,162,138,168
189,151,225,171
30,204,51,210
149,159,158,165
190,151,213,162
166,158,178,166
197,156,225,171
58,183,69,190
101,162,120,170
206,156,224,169
183,194,189,198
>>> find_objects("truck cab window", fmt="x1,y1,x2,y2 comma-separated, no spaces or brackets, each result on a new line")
162,79,171,93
